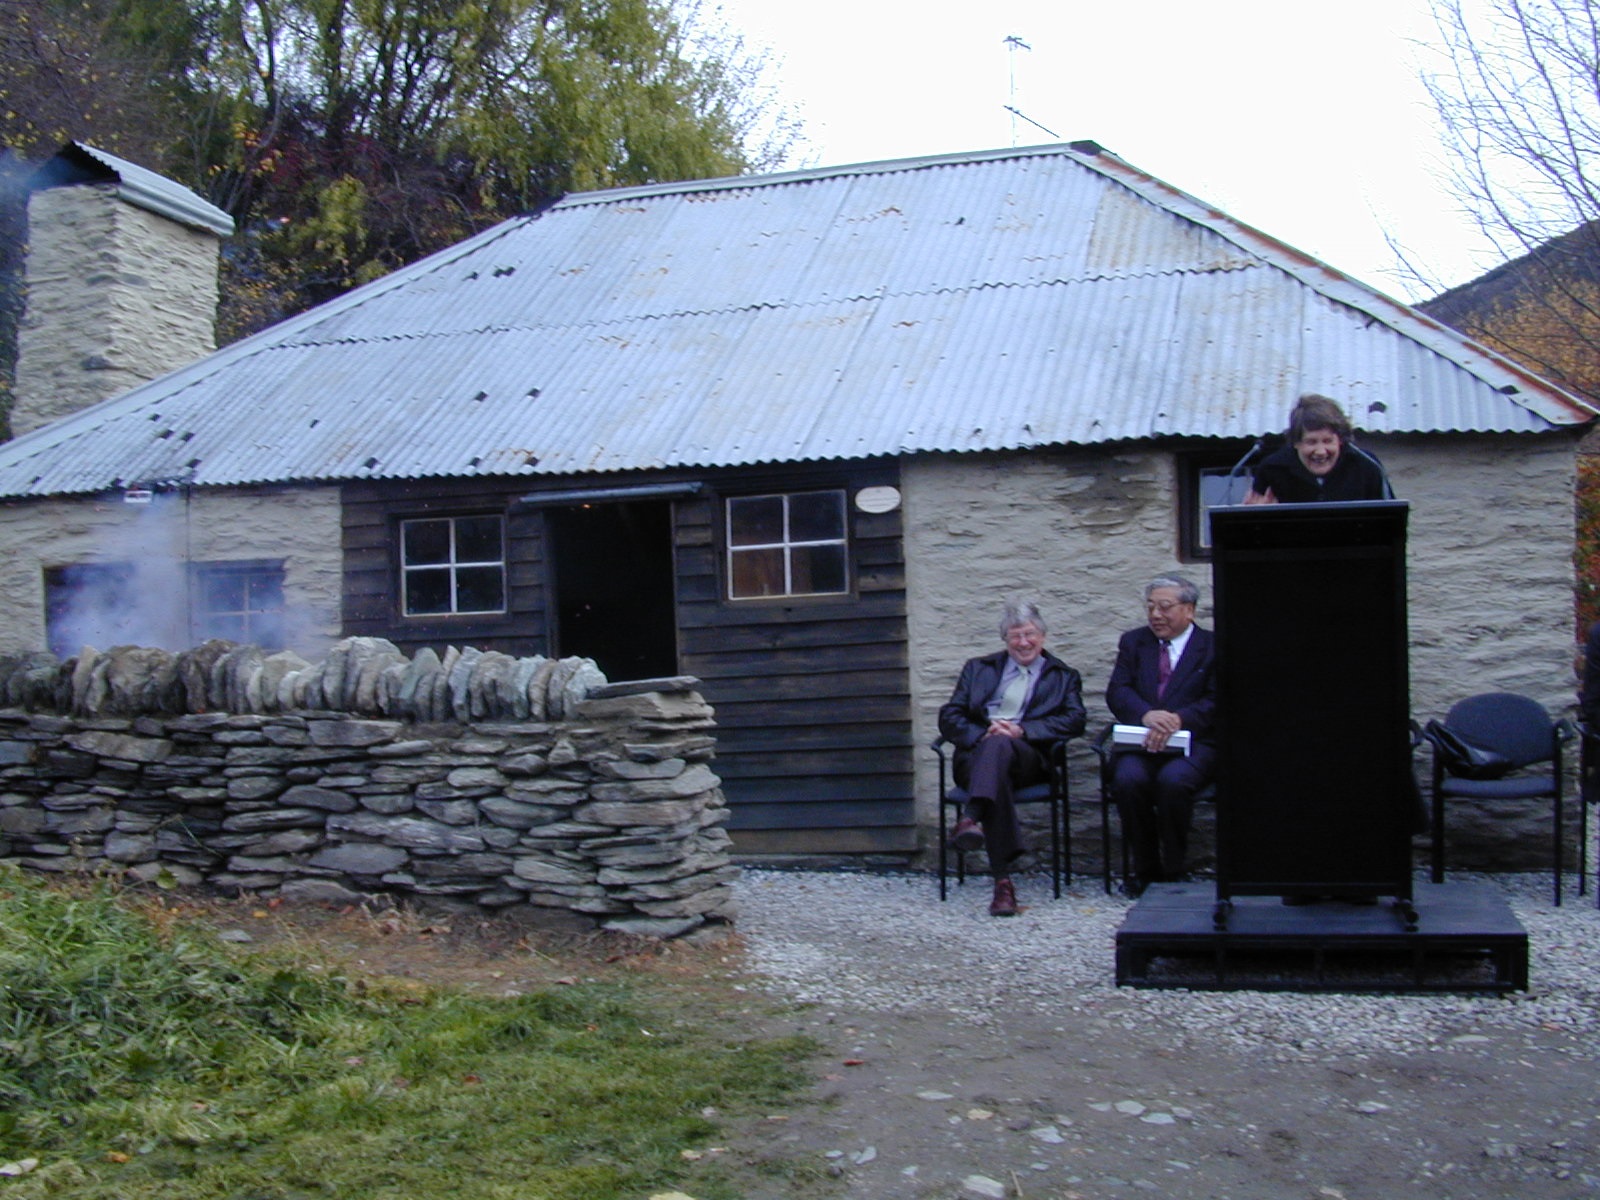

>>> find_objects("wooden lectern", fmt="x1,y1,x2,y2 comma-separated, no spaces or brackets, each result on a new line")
1210,501,1414,926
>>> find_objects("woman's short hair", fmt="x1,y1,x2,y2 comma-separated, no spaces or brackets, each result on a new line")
1287,393,1354,445
998,600,1047,640
1144,575,1200,607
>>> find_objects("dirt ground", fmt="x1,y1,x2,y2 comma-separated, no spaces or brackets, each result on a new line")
188,891,1600,1200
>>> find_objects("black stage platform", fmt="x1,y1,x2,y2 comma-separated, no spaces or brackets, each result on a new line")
1115,881,1528,993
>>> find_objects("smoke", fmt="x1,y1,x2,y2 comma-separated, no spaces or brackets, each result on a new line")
44,491,315,658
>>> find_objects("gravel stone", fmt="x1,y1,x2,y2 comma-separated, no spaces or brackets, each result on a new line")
736,869,1600,1061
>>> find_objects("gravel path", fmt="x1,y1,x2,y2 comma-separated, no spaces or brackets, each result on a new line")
721,869,1600,1199
737,869,1600,1059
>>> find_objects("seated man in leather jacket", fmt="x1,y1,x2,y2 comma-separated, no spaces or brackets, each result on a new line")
938,600,1086,916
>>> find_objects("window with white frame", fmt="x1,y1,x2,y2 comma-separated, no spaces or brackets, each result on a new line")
726,490,848,599
401,514,506,616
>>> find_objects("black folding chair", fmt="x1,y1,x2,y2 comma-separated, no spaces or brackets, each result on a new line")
1090,724,1216,895
1422,692,1575,905
1579,720,1599,904
933,736,1069,900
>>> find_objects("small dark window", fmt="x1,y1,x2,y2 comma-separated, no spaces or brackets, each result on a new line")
1177,446,1257,561
193,562,285,648
43,563,139,658
401,515,506,616
727,491,848,599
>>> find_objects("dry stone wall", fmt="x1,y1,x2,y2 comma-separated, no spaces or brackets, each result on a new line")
0,640,736,937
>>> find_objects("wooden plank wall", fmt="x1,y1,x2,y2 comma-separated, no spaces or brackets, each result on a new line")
341,465,917,858
341,479,549,659
675,464,915,857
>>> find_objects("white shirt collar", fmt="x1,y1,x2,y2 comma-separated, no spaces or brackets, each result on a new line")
1163,623,1195,662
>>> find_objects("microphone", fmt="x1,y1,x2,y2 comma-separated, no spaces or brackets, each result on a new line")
1345,443,1396,499
1229,436,1269,478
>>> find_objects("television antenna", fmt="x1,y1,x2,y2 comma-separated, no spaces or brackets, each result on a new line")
1003,35,1059,144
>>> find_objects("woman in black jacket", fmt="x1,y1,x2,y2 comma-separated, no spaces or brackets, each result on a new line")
1245,394,1392,504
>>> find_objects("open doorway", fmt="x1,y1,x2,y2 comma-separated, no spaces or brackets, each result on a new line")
545,500,678,682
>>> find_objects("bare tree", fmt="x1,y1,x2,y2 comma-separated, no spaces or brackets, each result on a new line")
1420,0,1600,397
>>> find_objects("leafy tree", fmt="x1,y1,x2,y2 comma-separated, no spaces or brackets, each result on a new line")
185,0,796,333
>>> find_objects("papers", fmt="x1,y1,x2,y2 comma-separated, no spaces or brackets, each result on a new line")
1112,724,1191,755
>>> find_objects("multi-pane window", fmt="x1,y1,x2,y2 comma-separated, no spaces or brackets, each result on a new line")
43,560,286,654
193,562,285,648
401,515,506,616
726,491,848,599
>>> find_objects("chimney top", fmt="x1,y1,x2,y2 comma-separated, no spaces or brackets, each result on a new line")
31,142,234,239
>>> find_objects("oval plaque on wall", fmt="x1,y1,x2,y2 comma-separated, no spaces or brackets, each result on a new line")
854,485,901,514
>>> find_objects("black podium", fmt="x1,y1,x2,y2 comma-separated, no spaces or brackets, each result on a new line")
1210,501,1415,922
1115,500,1530,989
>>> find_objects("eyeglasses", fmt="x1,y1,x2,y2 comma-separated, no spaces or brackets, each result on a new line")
1146,600,1191,614
1004,626,1042,644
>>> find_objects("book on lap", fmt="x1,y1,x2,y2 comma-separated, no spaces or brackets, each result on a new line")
1112,725,1191,755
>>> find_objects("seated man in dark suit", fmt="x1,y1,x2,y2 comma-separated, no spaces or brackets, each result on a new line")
938,600,1086,916
1106,574,1218,896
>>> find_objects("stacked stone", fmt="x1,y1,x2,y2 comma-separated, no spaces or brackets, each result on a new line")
0,670,736,936
0,639,608,722
557,681,736,937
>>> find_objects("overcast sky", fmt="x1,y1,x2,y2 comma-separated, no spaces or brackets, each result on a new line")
710,0,1497,303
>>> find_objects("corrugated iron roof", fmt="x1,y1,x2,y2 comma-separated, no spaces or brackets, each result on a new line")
0,142,1589,499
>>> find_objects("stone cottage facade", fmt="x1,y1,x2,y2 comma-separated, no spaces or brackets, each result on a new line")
0,142,1590,871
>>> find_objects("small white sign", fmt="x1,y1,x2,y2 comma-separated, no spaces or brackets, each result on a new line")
854,485,901,514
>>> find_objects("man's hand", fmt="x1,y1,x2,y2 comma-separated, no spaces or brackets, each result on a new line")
1141,709,1182,752
985,719,1025,740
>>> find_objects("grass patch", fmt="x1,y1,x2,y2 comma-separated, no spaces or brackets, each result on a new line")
0,868,814,1199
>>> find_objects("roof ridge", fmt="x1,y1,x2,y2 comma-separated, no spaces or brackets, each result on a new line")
549,142,1105,209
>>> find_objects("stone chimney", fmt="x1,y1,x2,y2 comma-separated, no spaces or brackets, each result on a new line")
11,143,234,438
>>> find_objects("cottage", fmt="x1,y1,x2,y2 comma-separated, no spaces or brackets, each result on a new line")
0,141,1591,866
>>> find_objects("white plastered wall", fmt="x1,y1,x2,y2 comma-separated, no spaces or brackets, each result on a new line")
0,486,344,659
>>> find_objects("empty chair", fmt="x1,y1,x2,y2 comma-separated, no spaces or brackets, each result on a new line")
1422,692,1574,905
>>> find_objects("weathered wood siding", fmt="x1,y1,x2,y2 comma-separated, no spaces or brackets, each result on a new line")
340,468,915,856
675,465,913,856
341,479,549,659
